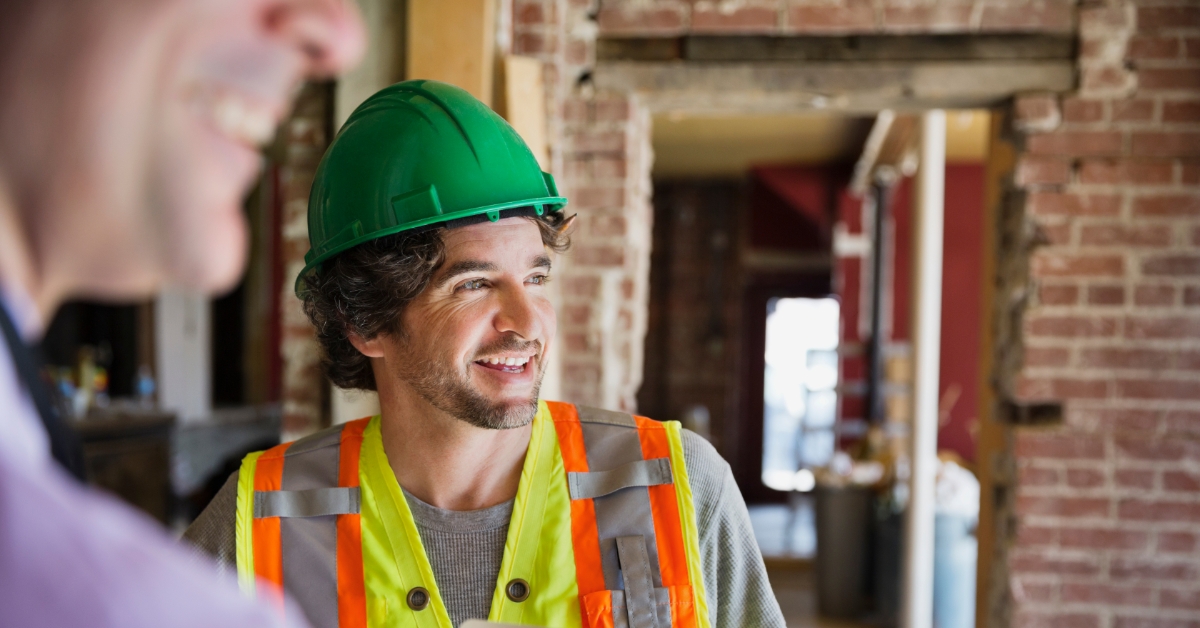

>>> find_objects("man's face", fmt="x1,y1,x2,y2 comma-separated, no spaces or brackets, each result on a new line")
0,0,363,298
383,218,557,430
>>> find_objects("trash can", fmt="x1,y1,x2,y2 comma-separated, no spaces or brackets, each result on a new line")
934,513,977,628
814,485,873,618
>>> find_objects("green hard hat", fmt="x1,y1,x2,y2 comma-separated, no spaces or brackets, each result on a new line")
296,79,567,295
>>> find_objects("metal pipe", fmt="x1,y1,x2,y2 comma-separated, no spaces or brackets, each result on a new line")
901,109,946,628
864,181,890,423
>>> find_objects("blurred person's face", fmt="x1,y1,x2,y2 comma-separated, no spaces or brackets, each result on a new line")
0,0,364,301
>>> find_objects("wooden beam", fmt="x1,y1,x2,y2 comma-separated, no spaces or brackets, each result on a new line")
593,60,1075,115
407,0,495,106
496,55,549,169
597,34,1075,63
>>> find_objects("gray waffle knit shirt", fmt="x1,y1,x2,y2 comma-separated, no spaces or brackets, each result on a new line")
183,429,784,628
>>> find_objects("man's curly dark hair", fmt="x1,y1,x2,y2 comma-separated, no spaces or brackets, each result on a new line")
301,212,571,391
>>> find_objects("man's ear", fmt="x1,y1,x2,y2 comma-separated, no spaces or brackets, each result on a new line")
348,332,386,358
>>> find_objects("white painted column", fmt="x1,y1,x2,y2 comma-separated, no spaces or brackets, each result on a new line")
902,110,946,628
155,287,211,423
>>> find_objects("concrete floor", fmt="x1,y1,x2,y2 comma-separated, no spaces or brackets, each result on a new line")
766,560,873,628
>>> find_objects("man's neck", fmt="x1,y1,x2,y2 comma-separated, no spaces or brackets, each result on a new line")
376,388,532,512
0,176,52,336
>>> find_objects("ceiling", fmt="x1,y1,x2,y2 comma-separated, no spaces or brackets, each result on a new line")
651,109,991,178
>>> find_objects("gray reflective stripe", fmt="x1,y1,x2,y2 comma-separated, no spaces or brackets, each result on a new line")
577,405,638,427
580,418,665,592
610,589,673,628
255,487,361,518
616,536,660,628
279,423,347,628
568,458,673,500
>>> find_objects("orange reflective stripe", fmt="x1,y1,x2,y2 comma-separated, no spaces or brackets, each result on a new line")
634,415,695,627
252,441,292,608
548,401,607,622
581,590,617,628
337,419,369,627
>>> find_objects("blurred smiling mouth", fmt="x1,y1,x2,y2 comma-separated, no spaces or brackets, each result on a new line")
475,355,533,374
193,89,281,149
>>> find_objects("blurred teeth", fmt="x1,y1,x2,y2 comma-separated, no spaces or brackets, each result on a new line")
482,356,530,366
211,93,276,148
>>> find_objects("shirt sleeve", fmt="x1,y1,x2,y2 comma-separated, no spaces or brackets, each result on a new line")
182,471,240,575
681,429,786,628
0,449,309,628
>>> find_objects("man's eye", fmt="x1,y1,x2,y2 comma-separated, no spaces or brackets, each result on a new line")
527,275,547,285
460,279,486,291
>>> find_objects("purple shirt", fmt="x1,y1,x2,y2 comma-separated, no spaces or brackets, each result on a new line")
0,290,308,628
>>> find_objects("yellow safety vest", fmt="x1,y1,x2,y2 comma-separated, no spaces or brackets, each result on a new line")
234,400,711,628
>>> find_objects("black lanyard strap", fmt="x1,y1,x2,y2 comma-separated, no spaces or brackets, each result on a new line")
0,302,85,480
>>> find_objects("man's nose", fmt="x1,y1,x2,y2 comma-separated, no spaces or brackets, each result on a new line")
268,0,366,77
495,287,543,341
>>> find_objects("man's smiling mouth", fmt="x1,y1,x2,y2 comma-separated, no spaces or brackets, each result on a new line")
474,355,532,373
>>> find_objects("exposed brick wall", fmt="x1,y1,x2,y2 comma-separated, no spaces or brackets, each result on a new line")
999,2,1200,626
516,0,657,410
278,82,334,440
596,0,1075,36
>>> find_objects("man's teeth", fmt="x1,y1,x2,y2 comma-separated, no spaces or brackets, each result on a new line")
211,93,276,147
482,356,530,366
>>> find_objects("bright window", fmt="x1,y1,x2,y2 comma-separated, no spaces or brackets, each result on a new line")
761,297,840,492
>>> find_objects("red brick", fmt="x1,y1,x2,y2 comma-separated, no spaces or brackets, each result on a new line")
1066,468,1106,488
1031,253,1124,278
1038,222,1071,245
980,2,1072,32
1015,612,1100,628
1143,255,1200,276
1027,131,1123,156
1026,315,1117,338
568,130,625,152
571,185,623,209
573,245,625,267
1184,161,1200,184
1025,346,1071,367
1088,285,1125,305
881,4,973,32
1134,194,1200,217
1082,66,1135,93
1127,36,1182,60
1132,132,1200,157
1016,157,1072,186
1115,616,1200,628
564,332,589,351
1111,556,1200,581
1189,38,1200,60
588,214,627,237
1138,6,1200,33
1019,465,1061,487
1116,469,1156,489
692,5,779,33
565,276,600,298
1061,582,1153,605
1163,470,1200,491
1176,283,1199,303
593,99,630,122
1080,224,1172,246
1080,348,1171,369
563,304,591,326
1027,192,1121,216
1016,377,1110,400
1015,94,1062,130
592,157,627,178
514,32,558,55
1134,285,1176,306
1113,99,1156,123
1022,494,1104,518
1009,551,1102,576
1067,407,1160,432
597,4,687,36
1116,378,1200,400
1164,100,1200,123
1016,432,1106,459
1159,531,1198,553
1161,588,1200,610
1063,98,1105,123
1079,159,1174,185
514,0,551,26
1017,524,1057,547
1116,437,1193,462
1177,350,1200,369
1140,68,1200,92
1039,284,1080,305
1012,578,1056,603
786,4,875,34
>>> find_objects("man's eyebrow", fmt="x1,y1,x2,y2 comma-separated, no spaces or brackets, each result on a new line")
434,260,498,289
532,254,552,270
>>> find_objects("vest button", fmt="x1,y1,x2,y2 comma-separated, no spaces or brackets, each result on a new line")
406,587,430,611
505,578,531,602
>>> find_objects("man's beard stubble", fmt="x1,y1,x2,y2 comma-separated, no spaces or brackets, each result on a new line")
393,334,544,430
